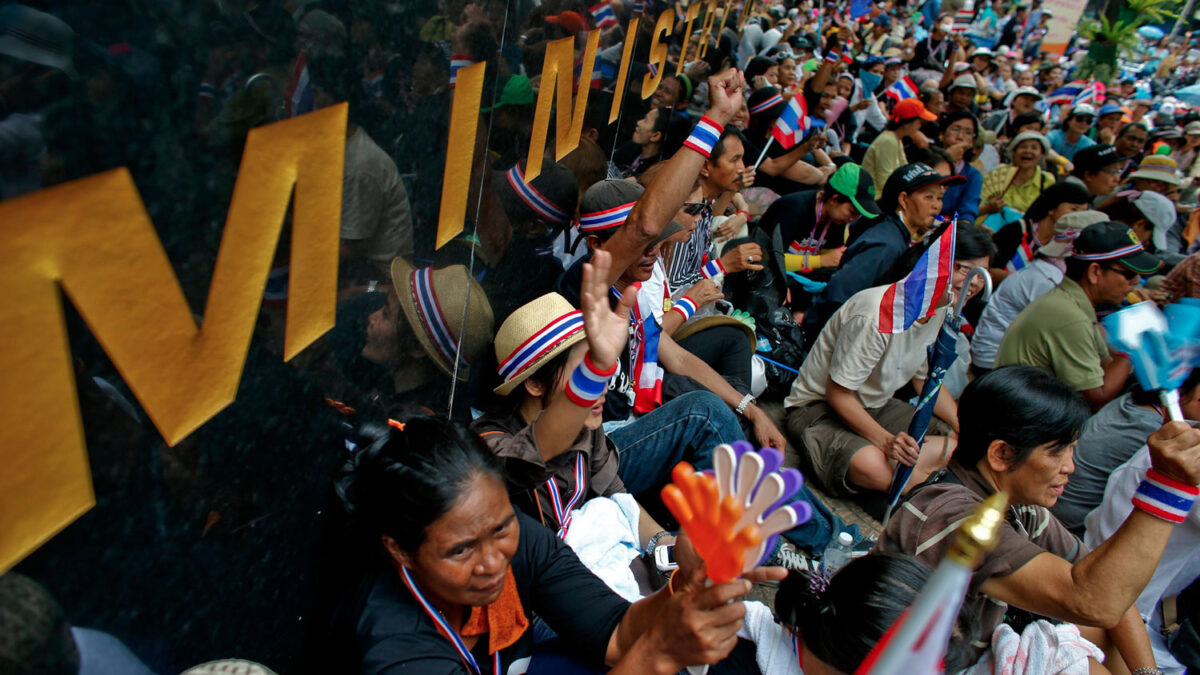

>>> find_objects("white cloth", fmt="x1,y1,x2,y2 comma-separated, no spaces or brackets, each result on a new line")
1084,445,1200,675
737,601,804,675
341,127,414,265
959,620,1103,675
972,258,1064,368
785,285,943,409
562,493,644,603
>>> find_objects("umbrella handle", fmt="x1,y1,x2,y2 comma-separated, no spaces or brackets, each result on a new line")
951,266,992,320
1161,389,1184,422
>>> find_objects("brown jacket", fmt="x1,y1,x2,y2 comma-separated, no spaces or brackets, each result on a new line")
472,409,625,533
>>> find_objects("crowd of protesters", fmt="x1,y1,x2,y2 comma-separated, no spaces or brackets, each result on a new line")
5,0,1200,673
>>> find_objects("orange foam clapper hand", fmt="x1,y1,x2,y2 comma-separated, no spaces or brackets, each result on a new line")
661,462,762,584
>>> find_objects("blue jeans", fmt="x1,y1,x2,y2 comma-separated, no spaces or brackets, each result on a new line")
608,391,855,554
608,391,740,495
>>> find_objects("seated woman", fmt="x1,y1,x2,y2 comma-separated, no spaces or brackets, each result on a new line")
336,413,784,673
938,111,984,223
878,365,1200,673
740,552,975,674
977,131,1055,229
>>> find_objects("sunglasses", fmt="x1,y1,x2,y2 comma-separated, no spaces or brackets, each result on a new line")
1105,265,1140,280
682,202,709,216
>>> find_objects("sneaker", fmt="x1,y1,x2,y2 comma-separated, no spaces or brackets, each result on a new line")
766,540,816,575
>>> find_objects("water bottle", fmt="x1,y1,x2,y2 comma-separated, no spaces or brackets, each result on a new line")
822,531,854,576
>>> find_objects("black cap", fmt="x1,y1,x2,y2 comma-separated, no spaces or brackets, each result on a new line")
880,163,966,212
1071,221,1162,275
1070,144,1121,177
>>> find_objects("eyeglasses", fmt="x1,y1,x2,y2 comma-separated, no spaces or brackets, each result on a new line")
1105,265,1140,280
953,262,975,276
1103,167,1123,177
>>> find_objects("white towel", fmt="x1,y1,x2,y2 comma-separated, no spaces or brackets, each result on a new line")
959,621,1103,675
737,601,805,675
562,494,644,602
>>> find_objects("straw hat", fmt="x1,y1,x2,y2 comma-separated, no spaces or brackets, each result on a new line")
1128,155,1181,186
493,293,587,395
673,315,756,348
389,259,495,382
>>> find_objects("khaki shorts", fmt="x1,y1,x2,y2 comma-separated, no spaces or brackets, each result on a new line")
785,399,951,496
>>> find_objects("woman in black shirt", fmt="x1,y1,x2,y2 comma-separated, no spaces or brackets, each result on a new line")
336,414,779,674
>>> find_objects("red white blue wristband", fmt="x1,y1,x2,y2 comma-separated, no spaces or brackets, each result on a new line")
1132,468,1199,524
564,352,617,407
683,116,724,158
701,258,726,280
671,296,699,322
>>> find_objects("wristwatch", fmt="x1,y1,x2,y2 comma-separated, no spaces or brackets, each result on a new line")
735,393,755,416
645,530,672,555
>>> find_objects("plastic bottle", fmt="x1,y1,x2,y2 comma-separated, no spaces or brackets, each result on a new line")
822,531,854,576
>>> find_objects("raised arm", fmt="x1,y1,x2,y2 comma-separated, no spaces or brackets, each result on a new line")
531,250,637,460
981,422,1200,629
602,69,746,285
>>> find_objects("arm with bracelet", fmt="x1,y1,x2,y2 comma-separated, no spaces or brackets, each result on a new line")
603,69,746,287
532,251,635,461
979,421,1200,673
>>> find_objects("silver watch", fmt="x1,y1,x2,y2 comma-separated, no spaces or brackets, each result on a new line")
735,393,755,416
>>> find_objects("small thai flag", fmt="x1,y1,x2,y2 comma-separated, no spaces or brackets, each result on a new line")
683,117,722,156
886,75,918,103
1006,238,1035,273
634,1,646,13
1046,80,1087,105
877,218,956,333
771,96,812,149
286,52,314,118
591,2,619,28
1072,80,1105,106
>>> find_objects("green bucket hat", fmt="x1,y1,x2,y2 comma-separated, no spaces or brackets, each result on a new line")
828,163,882,218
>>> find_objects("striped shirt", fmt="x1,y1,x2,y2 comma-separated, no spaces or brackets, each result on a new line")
665,204,714,288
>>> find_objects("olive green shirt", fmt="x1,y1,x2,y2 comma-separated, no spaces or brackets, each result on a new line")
995,277,1108,391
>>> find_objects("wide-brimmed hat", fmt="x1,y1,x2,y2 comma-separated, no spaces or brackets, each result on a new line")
493,293,587,395
390,260,495,382
1128,155,1181,186
1038,210,1107,258
673,315,756,348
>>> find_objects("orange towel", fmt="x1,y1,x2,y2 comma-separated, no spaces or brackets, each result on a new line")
462,567,530,654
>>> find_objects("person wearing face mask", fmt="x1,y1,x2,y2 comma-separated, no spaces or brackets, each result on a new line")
996,222,1162,411
978,131,1055,223
801,162,966,346
785,222,995,496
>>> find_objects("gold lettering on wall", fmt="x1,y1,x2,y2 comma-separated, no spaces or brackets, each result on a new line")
0,104,347,573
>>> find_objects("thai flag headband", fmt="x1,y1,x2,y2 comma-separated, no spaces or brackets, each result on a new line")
498,310,585,382
1072,242,1145,261
410,268,464,366
506,165,570,225
578,200,637,232
749,93,784,115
